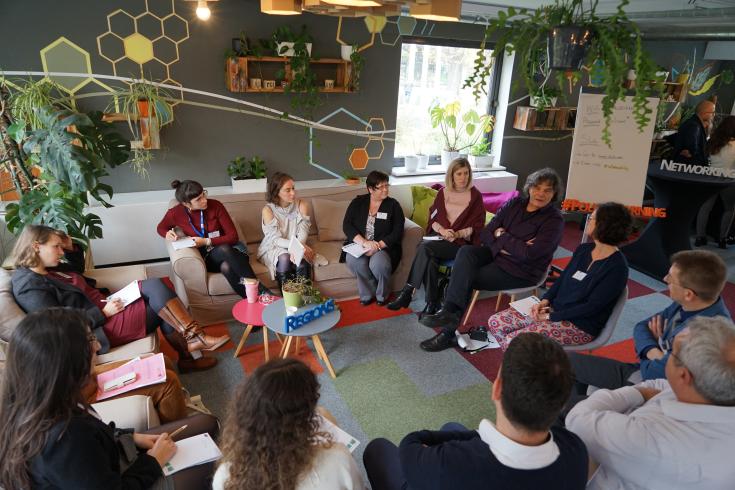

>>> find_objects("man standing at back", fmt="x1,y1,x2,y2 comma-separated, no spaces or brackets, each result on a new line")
670,99,715,164
362,333,588,490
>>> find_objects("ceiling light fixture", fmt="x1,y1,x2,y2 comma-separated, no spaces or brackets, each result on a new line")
261,0,303,15
410,0,461,21
195,0,211,20
321,0,382,7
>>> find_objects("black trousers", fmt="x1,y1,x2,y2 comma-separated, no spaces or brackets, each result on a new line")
407,239,461,303
203,244,257,297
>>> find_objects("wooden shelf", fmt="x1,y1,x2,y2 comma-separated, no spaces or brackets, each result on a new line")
513,106,577,132
225,56,354,94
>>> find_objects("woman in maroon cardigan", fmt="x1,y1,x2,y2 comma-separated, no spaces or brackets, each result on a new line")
157,180,271,297
387,158,486,316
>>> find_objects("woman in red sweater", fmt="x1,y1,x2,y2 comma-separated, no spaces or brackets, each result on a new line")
157,180,272,297
387,158,486,317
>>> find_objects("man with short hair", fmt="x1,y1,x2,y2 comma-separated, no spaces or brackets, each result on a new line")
568,250,730,397
670,99,715,164
362,333,588,490
566,316,735,489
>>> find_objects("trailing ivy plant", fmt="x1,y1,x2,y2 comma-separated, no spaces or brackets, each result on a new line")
464,0,662,146
273,25,320,119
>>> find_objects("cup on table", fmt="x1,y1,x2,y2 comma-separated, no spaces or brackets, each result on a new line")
243,278,259,303
324,79,335,89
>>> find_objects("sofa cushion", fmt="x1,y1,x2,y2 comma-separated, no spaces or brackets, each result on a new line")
312,198,349,242
0,268,25,342
410,185,438,230
207,272,237,296
310,241,354,282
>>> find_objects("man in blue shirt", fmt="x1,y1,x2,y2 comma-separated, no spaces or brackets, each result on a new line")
363,333,588,490
568,250,729,397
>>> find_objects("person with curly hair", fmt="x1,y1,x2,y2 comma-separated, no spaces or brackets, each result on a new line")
213,358,364,490
487,202,632,349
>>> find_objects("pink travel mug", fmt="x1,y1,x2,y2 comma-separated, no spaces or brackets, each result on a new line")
244,278,259,303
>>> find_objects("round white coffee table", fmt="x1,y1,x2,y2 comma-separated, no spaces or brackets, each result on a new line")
261,299,340,378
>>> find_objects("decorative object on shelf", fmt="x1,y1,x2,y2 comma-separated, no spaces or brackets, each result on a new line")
429,100,495,166
529,85,561,111
416,152,429,169
227,155,268,193
250,78,262,89
404,155,419,172
465,0,662,147
272,25,313,57
281,275,325,309
513,106,577,131
341,170,361,185
324,79,335,89
272,25,319,117
468,141,494,169
263,79,276,89
341,44,356,61
284,298,336,332
348,45,365,91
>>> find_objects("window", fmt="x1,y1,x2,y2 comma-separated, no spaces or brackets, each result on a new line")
393,40,494,160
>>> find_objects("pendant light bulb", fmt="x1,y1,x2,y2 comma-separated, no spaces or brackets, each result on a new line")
196,1,211,20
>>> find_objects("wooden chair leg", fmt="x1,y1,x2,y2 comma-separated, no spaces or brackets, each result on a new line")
462,290,480,326
495,293,503,311
295,337,301,355
263,327,269,362
234,324,254,358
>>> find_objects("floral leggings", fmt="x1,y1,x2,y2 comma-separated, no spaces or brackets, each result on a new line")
487,308,593,351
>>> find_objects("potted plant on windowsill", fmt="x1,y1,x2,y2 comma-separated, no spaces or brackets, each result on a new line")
227,155,267,193
430,101,495,167
468,141,495,169
341,170,361,185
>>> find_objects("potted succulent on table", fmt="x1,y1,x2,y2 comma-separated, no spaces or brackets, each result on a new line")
227,155,267,193
468,141,495,169
281,275,325,308
429,101,495,167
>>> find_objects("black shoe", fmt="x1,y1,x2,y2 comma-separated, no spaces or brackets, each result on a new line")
360,298,375,306
377,298,388,306
387,285,413,310
420,307,461,328
727,236,735,245
694,236,707,247
258,282,276,297
719,238,728,249
418,302,440,321
420,331,457,352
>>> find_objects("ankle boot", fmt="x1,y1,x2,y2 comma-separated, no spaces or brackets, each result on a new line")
387,285,413,311
163,332,218,373
157,298,229,352
296,261,312,280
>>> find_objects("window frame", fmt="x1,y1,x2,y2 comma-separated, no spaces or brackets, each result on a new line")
392,36,501,167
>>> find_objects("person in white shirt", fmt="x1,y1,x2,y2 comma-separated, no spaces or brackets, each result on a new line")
566,315,735,490
213,358,365,490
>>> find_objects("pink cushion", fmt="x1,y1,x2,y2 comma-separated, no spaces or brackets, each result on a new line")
482,190,519,213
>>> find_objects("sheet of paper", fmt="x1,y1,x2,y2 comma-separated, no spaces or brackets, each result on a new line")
172,238,196,250
162,433,222,476
342,242,367,259
456,330,501,352
289,236,305,266
509,295,541,317
107,281,142,308
422,235,443,241
95,353,167,401
318,415,360,453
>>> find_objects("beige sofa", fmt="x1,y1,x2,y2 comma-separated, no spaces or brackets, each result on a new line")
166,185,424,325
0,265,159,365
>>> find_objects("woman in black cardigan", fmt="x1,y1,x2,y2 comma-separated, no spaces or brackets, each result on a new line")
341,171,404,305
0,308,219,490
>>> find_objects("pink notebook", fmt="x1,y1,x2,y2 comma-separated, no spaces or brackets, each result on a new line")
95,353,167,401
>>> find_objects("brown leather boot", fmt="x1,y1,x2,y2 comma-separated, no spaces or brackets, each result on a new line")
163,332,218,373
157,298,229,352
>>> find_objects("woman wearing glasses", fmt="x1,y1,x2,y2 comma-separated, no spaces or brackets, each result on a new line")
157,179,272,297
341,171,405,305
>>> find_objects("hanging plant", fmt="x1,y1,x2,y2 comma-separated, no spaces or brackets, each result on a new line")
464,0,662,146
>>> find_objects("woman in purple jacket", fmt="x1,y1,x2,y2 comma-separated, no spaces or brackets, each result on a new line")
420,168,565,352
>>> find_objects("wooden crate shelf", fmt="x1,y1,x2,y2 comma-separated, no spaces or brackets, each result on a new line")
225,56,353,93
513,106,577,132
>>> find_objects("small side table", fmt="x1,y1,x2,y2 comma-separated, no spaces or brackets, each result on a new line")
232,299,270,360
262,299,341,378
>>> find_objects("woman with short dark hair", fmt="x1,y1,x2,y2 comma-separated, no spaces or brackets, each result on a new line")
487,202,632,349
341,171,405,306
0,308,219,490
258,172,316,291
213,358,364,490
157,179,272,297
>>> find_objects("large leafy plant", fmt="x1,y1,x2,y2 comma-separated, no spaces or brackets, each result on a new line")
2,104,129,245
464,0,661,146
429,101,495,152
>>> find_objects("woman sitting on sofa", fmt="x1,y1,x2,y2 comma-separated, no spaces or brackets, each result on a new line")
258,172,316,291
0,308,219,490
157,179,273,297
11,225,226,372
342,170,405,306
387,158,485,317
487,202,632,350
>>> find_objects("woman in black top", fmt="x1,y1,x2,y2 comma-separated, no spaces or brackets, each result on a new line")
341,171,404,305
0,308,219,490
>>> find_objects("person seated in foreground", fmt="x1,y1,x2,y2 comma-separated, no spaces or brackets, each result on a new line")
568,250,729,401
566,316,735,490
0,308,219,490
419,168,565,352
157,179,274,297
488,202,632,350
341,170,405,306
10,225,226,372
362,333,588,490
213,358,364,490
387,158,486,317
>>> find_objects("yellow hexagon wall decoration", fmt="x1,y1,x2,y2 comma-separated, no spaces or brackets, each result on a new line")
349,148,370,170
364,15,387,34
124,33,154,64
40,37,91,93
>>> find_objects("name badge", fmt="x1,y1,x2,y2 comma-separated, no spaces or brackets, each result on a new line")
377,212,388,220
208,230,221,238
430,209,438,219
572,270,587,281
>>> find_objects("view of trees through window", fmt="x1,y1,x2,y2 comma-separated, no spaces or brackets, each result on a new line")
394,42,492,159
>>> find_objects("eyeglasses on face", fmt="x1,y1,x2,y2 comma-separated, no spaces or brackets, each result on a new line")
372,183,390,191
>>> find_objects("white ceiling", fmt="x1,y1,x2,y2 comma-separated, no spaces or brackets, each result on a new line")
459,0,735,36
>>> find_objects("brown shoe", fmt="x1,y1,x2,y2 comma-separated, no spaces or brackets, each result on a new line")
187,333,229,352
158,298,230,351
178,356,218,373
